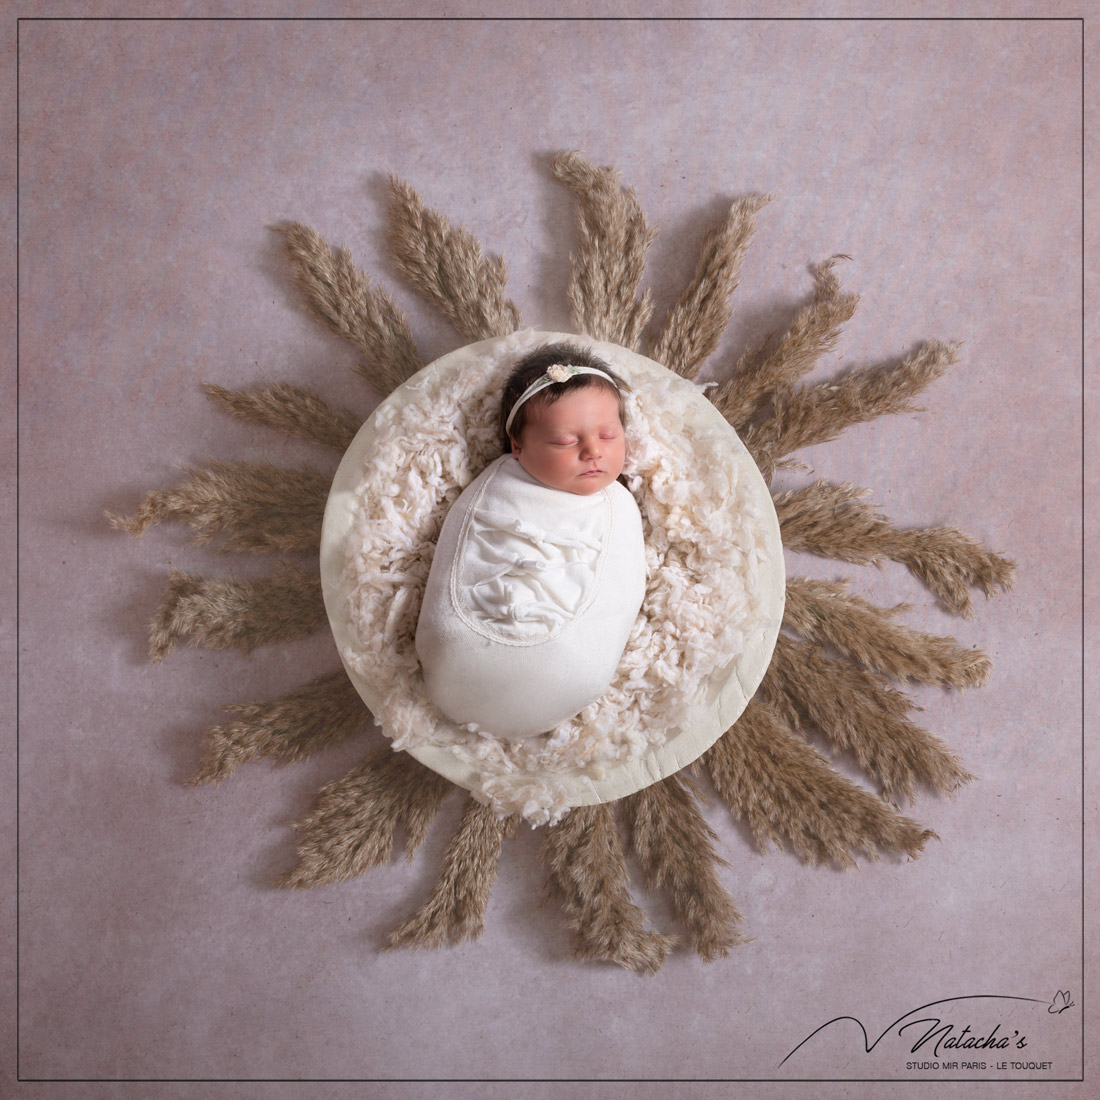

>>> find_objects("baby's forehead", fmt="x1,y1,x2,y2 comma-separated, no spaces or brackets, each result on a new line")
528,386,623,422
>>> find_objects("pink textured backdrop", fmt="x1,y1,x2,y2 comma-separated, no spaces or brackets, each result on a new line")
8,8,1093,1100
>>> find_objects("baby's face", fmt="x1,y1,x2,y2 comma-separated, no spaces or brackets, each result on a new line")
511,386,626,496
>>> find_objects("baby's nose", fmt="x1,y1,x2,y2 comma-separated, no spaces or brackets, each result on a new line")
580,438,602,458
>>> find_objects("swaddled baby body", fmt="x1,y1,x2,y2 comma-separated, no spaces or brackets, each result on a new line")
415,344,647,741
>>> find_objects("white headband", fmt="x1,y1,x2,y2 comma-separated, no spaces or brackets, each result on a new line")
504,364,618,435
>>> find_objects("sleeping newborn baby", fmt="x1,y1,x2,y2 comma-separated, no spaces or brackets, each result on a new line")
415,343,647,742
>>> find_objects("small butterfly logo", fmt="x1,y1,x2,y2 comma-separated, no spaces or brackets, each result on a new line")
1048,990,1074,1014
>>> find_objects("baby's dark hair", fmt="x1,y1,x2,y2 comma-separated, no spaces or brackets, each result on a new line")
500,342,628,451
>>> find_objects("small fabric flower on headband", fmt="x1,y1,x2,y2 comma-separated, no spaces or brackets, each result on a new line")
547,365,573,383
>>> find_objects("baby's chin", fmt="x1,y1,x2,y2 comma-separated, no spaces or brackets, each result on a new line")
565,474,617,495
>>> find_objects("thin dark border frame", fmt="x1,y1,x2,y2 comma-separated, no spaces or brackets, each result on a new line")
12,10,1086,1091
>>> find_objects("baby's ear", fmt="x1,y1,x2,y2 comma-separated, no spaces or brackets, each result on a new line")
508,434,521,454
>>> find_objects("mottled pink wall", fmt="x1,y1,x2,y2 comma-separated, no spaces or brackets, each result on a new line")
7,9,1093,1100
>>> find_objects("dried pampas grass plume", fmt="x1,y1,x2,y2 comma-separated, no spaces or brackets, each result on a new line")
148,566,326,661
276,220,422,396
191,670,370,785
109,461,328,555
775,480,1015,617
712,255,859,430
387,175,522,342
761,339,958,462
390,800,517,949
783,577,991,689
762,634,973,802
544,803,677,974
279,749,453,890
552,151,656,350
648,193,769,380
705,701,935,867
115,150,1014,970
201,381,360,452
621,776,748,960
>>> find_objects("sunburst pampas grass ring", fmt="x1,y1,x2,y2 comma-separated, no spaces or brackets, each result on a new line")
113,152,1013,972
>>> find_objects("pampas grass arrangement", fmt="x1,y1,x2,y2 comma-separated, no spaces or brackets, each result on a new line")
782,577,991,689
762,634,973,801
114,151,1013,971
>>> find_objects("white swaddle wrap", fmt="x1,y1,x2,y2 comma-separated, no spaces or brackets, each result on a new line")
416,454,646,740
